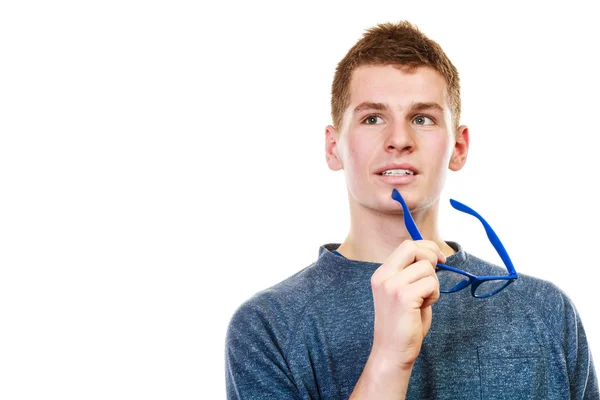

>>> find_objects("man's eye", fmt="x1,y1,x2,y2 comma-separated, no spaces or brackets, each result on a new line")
413,115,434,125
363,115,383,125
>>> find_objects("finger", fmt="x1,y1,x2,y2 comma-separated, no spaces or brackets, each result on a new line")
421,306,433,335
395,240,445,268
394,275,440,311
379,260,438,290
413,240,446,264
412,275,440,309
373,241,441,283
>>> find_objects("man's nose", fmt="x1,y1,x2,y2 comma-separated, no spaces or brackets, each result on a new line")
383,121,416,154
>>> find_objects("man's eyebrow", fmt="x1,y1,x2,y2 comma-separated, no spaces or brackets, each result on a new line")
410,102,444,113
353,102,388,114
352,101,445,115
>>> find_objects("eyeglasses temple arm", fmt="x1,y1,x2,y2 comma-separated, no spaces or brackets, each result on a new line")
449,199,517,276
391,189,424,240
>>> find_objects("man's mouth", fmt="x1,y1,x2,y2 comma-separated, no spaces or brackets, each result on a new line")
379,169,415,176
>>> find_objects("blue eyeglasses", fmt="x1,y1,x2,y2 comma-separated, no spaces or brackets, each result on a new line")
391,189,518,298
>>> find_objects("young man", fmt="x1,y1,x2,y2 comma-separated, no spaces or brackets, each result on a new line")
225,21,598,399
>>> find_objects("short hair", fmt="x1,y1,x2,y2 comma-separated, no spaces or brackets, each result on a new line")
331,21,461,130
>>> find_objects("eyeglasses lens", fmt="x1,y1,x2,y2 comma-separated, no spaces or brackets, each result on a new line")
473,279,512,297
436,269,470,293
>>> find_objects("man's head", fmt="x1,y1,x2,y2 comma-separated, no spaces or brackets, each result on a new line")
324,21,469,216
330,21,461,132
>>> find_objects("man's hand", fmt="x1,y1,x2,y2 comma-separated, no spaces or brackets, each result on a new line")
350,240,445,399
370,240,444,366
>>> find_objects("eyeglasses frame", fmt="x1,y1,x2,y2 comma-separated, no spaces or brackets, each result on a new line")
391,189,518,298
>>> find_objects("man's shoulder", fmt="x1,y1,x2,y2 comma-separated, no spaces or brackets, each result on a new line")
511,270,579,326
463,249,578,328
227,244,347,334
468,250,569,298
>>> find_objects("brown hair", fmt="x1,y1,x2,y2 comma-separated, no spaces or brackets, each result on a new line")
331,21,461,130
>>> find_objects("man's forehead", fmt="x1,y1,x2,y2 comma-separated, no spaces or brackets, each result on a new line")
348,65,449,106
337,65,453,129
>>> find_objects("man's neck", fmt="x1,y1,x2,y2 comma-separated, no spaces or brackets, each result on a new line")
336,199,455,264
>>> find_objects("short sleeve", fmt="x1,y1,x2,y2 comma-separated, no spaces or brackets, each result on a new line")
561,292,599,399
225,300,299,400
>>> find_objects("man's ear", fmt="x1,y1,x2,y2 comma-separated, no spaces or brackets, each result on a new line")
325,125,343,171
449,125,469,171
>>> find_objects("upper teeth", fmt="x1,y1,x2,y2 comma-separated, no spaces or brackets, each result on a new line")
382,169,414,176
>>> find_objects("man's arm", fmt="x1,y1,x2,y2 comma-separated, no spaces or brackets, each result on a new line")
349,240,444,399
225,300,298,400
562,295,599,399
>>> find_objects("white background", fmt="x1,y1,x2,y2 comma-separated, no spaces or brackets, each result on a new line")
1,1,599,398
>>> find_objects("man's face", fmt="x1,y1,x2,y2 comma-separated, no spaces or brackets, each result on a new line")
325,64,468,214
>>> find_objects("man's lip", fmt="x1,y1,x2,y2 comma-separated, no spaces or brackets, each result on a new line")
374,163,418,175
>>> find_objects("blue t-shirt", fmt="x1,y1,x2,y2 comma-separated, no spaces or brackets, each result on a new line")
225,242,599,399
